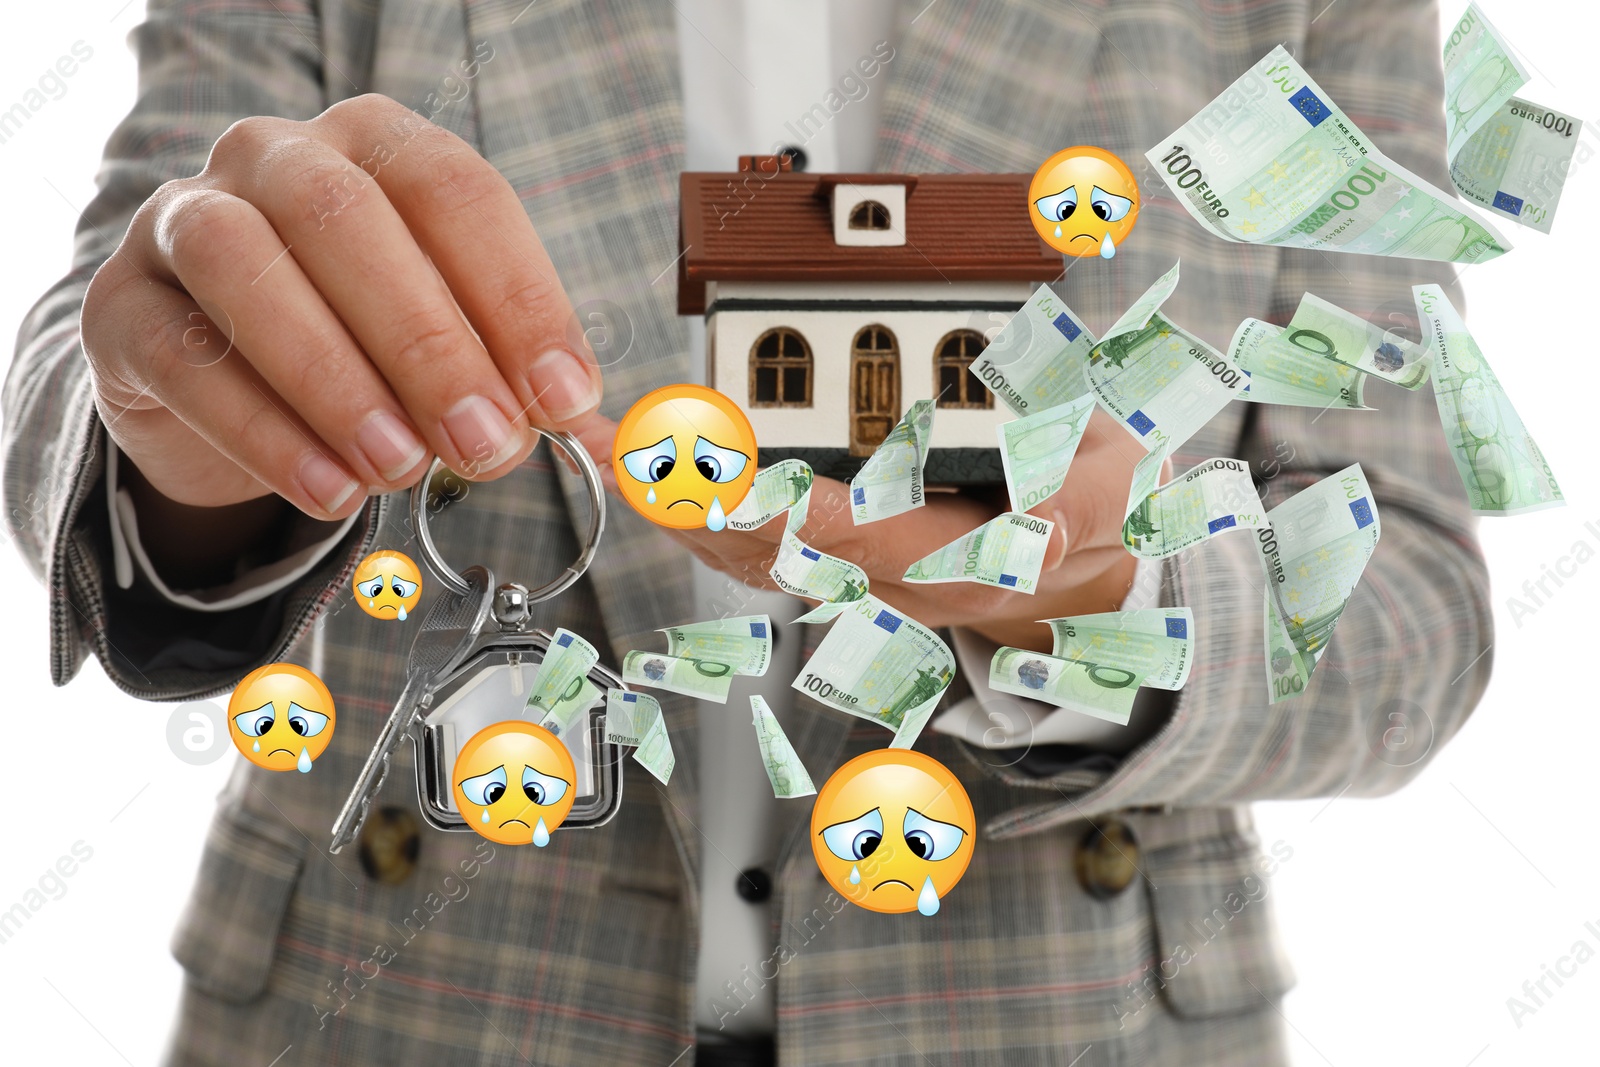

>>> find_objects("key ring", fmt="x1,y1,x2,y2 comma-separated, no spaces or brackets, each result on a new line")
410,430,606,600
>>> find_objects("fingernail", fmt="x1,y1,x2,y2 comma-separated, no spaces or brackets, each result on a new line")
441,394,521,475
356,410,427,481
298,452,360,514
527,348,601,423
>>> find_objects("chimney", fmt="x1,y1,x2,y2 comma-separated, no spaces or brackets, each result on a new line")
737,154,794,175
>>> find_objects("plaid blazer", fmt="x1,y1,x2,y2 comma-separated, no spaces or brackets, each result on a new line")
3,0,1491,1064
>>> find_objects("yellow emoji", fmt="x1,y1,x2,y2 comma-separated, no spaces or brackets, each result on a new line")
353,550,423,621
227,663,337,773
453,721,577,847
1027,145,1140,259
613,384,757,531
810,748,976,916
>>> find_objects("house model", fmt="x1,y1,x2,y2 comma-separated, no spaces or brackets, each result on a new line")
677,156,1063,483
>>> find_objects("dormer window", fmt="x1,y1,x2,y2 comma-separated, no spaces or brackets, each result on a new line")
849,200,891,230
829,182,906,247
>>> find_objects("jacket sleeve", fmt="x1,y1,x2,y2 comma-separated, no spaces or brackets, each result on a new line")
1,0,382,698
986,0,1494,837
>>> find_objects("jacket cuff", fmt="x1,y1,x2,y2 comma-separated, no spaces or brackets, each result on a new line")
104,430,360,612
52,398,384,697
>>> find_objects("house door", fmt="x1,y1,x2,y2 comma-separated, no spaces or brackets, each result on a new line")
850,325,900,456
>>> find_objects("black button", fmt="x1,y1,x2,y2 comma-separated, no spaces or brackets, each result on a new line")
777,145,808,172
1073,819,1141,900
358,805,420,885
735,867,772,902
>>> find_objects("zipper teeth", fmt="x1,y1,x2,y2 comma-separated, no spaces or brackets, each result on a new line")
51,381,107,688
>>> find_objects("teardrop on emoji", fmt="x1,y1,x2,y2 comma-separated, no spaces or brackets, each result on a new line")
533,816,551,847
848,864,861,885
297,747,313,773
917,876,940,916
1100,232,1116,259
705,496,727,532
646,487,657,505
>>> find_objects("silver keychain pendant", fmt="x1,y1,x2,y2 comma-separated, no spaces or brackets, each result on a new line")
331,432,618,852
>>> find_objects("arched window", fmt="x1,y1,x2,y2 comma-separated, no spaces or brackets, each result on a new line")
749,327,812,407
934,329,994,409
848,200,891,230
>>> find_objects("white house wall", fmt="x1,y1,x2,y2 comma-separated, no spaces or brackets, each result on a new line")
706,281,1032,451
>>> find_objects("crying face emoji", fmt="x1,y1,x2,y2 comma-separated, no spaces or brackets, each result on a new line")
613,384,757,531
453,721,577,847
1027,145,1140,259
353,551,422,621
810,749,976,916
227,663,336,773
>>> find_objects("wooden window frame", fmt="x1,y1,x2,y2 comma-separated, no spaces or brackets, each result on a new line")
933,329,995,410
749,326,813,408
848,200,891,231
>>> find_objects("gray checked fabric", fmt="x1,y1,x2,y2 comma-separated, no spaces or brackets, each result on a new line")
2,1,1490,1064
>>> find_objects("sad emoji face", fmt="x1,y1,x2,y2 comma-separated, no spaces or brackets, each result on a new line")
1027,145,1140,259
810,749,976,915
453,721,577,847
227,663,336,773
613,384,757,531
352,550,422,621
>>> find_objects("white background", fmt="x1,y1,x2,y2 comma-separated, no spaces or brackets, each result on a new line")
0,2,1594,1063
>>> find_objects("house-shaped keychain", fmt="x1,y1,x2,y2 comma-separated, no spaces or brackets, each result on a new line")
677,155,1062,484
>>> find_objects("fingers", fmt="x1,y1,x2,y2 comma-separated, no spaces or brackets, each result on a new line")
209,113,536,480
148,186,430,489
566,410,619,485
91,276,369,520
313,97,602,430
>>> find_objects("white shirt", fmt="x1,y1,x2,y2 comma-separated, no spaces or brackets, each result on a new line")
111,0,1157,1038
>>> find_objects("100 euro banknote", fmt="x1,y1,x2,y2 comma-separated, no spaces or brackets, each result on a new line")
1123,455,1268,558
773,532,871,623
604,688,660,747
661,615,772,676
1230,317,1370,410
524,628,599,718
975,285,1097,416
632,704,675,785
622,650,735,703
792,595,954,749
1415,283,1563,515
1044,607,1195,691
750,695,816,798
903,512,1054,594
1090,311,1247,454
1260,464,1381,704
851,400,933,524
1284,293,1430,390
724,459,814,531
989,644,1140,725
1443,3,1581,233
1147,46,1510,262
536,677,600,739
997,392,1094,512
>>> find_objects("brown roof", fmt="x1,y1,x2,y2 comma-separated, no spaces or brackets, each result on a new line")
678,171,1063,315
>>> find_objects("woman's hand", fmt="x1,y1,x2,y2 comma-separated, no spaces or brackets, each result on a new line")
572,406,1152,651
82,93,602,523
